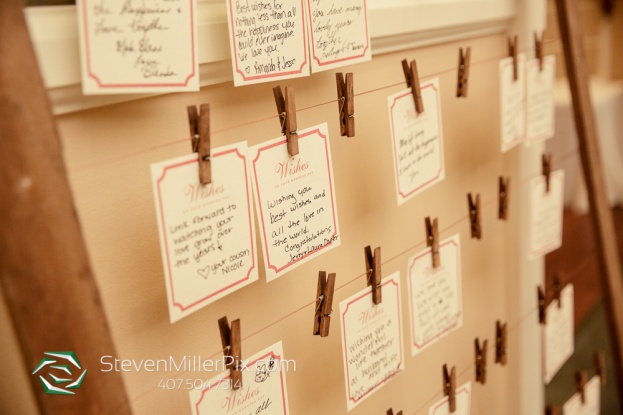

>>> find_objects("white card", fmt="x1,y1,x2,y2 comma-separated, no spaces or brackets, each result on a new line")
339,273,405,411
388,78,445,205
543,284,574,384
526,56,556,145
563,376,601,415
151,143,258,323
76,0,199,94
250,123,340,281
407,234,463,356
189,341,290,415
499,53,526,152
429,382,472,415
528,170,565,260
226,0,310,86
306,0,371,72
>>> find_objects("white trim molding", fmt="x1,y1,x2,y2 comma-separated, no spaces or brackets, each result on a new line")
25,0,515,114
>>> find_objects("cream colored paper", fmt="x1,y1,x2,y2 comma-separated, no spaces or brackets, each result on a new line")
226,0,309,86
543,284,574,383
189,341,290,415
249,123,340,281
150,143,258,323
428,382,472,415
526,56,556,145
499,53,526,152
528,170,565,260
407,234,463,356
563,376,601,415
388,78,445,205
76,0,199,94
339,272,405,411
306,0,371,72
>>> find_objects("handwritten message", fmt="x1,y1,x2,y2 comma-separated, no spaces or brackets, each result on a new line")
76,0,198,94
429,382,472,415
189,341,290,415
499,54,526,152
340,273,404,411
151,143,257,323
407,234,462,356
250,123,340,281
563,376,600,415
543,284,574,383
388,78,445,205
306,0,371,72
526,56,556,145
226,0,309,86
528,170,565,260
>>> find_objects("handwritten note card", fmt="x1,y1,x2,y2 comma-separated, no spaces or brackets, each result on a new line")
563,376,600,415
407,234,463,356
388,78,445,205
189,341,290,415
226,0,309,86
340,273,404,411
499,54,526,152
526,56,556,144
76,0,198,94
250,123,340,281
151,142,257,323
543,284,574,384
429,382,472,415
528,170,565,260
306,0,371,72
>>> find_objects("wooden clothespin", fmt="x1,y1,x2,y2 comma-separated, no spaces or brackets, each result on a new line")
218,316,242,389
457,47,471,98
575,370,588,404
386,409,402,415
475,338,488,384
545,404,561,415
313,271,336,337
495,320,507,366
425,217,440,268
401,59,424,113
538,286,547,324
187,104,211,184
542,153,552,193
594,351,606,386
553,273,563,308
508,35,519,81
336,73,355,137
364,246,382,305
273,85,298,156
535,31,544,72
499,176,510,220
442,364,456,413
467,193,481,239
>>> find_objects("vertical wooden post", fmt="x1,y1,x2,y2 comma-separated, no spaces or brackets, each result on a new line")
0,1,132,414
556,0,623,401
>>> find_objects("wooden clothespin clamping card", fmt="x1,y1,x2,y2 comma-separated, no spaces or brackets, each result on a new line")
542,153,552,193
575,370,588,404
273,85,298,156
594,351,606,386
538,285,547,324
364,245,382,304
457,47,471,98
545,404,561,415
443,364,457,412
498,176,510,220
336,73,355,137
425,217,440,268
467,193,481,239
508,35,519,81
313,271,336,337
187,104,211,184
401,58,424,113
534,31,544,72
387,409,403,415
218,316,242,389
495,320,508,366
475,337,488,384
